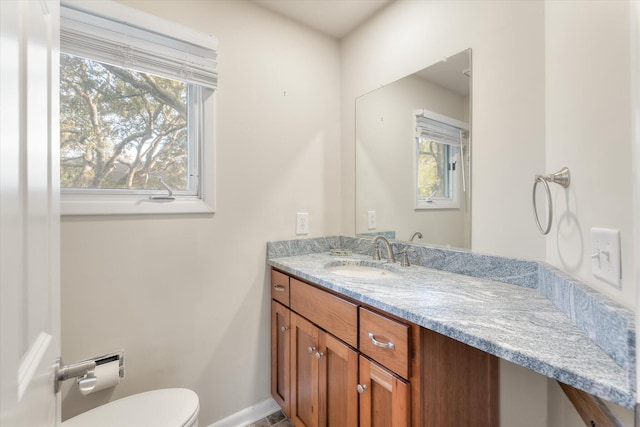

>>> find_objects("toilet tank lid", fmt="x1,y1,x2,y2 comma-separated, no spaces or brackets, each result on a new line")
62,388,199,427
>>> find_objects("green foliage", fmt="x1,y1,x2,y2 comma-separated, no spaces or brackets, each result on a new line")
60,54,189,191
417,139,448,198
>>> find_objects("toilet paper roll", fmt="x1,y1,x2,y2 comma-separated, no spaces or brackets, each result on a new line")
79,360,121,395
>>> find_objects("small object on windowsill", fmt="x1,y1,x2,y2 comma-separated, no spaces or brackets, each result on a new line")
330,249,352,256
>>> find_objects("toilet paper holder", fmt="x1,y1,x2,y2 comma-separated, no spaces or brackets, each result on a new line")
55,350,125,393
76,351,125,394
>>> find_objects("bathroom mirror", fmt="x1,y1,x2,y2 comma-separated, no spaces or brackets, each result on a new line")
355,49,472,248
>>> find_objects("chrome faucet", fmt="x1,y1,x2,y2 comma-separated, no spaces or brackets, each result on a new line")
410,231,423,242
372,235,395,263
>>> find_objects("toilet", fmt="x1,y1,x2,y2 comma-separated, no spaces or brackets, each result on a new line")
62,388,199,427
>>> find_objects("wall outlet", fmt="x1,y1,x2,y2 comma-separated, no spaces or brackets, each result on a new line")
590,227,621,288
296,212,309,235
367,211,376,230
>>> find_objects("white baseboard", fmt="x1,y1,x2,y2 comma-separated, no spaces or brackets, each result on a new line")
206,398,280,427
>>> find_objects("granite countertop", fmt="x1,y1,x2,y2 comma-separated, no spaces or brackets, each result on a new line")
266,237,636,409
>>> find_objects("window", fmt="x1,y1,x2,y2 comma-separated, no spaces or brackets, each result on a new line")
59,2,217,215
414,110,468,210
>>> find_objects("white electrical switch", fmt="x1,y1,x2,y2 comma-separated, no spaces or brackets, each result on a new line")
296,212,309,235
590,227,621,288
367,211,376,230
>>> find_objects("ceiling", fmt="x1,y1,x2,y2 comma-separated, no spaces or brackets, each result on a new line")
250,0,469,96
251,0,392,39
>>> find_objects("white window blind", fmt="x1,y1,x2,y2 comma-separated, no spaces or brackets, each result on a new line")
60,3,218,89
415,115,465,148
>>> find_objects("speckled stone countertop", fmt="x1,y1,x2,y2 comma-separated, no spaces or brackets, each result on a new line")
266,236,636,409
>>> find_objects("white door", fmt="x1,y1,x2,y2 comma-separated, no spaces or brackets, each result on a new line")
0,1,61,426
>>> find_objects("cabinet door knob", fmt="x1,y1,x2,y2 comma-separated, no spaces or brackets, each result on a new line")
368,332,395,350
281,326,289,332
357,384,368,394
308,346,316,354
315,351,324,360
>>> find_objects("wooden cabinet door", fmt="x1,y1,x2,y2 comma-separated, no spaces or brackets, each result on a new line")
291,313,320,427
318,333,359,427
272,301,291,416
358,356,410,427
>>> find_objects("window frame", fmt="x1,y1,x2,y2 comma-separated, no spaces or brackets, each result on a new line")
59,0,216,216
414,109,468,211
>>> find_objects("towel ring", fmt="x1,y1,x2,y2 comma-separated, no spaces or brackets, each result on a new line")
532,167,570,235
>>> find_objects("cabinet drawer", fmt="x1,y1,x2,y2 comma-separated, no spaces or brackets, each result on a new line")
290,278,358,348
271,270,290,306
359,307,409,379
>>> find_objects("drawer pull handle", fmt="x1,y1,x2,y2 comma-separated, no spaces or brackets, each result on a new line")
281,326,289,332
273,285,286,292
368,332,395,350
357,384,368,394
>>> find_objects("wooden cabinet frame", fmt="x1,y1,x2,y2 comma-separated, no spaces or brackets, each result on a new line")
271,300,291,416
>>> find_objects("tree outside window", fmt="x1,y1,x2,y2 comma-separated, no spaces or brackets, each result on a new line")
417,138,450,200
60,54,193,193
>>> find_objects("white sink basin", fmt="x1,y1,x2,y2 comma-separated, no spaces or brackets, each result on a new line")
326,264,397,279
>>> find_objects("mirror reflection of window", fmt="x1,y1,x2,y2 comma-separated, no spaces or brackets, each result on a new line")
414,110,467,210
417,138,451,200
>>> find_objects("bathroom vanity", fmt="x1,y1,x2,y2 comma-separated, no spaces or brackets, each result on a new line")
271,269,497,427
267,236,636,427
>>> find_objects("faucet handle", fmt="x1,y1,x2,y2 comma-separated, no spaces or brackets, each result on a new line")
398,248,414,267
371,242,381,260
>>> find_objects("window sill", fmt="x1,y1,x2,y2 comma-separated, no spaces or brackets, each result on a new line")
415,200,460,210
61,195,215,216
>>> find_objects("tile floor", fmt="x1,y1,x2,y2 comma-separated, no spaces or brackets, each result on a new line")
245,410,293,427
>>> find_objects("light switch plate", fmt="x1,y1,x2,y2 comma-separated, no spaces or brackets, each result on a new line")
367,211,376,230
296,212,309,235
590,227,621,288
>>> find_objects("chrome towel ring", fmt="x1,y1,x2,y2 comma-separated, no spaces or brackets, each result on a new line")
532,167,570,235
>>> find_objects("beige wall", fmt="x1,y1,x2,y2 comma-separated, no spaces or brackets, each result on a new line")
60,1,341,424
341,1,547,261
545,1,634,307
